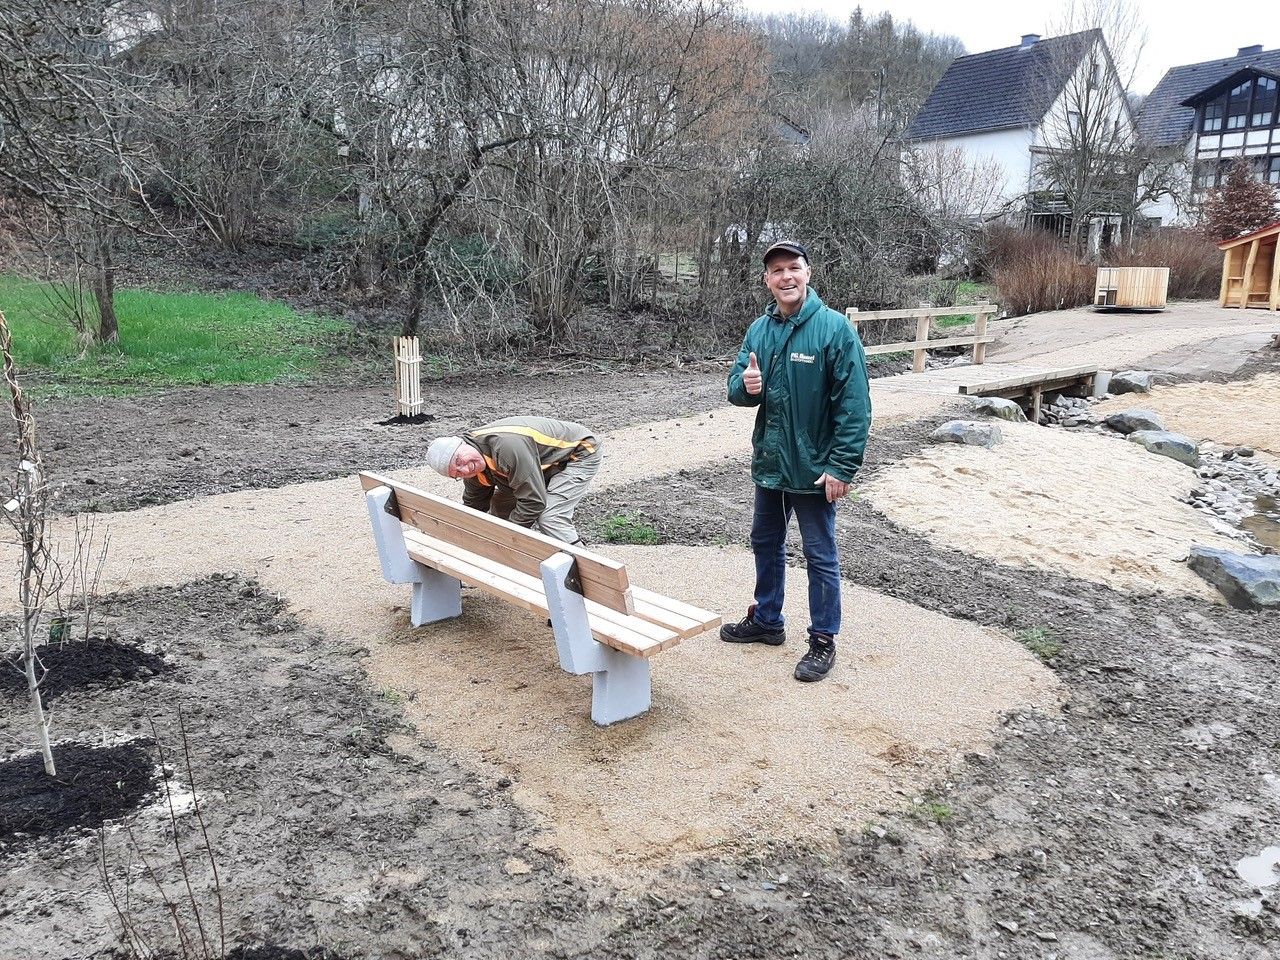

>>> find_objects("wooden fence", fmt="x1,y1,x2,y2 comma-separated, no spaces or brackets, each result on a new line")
394,336,423,417
845,302,999,373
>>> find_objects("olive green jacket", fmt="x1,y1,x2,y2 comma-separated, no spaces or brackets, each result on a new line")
461,417,597,527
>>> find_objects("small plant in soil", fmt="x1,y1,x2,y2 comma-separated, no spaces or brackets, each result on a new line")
1015,626,1062,662
101,712,227,960
912,793,955,826
1,309,60,775
599,512,660,545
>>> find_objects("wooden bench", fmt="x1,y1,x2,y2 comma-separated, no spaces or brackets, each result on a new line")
359,471,720,726
846,302,999,372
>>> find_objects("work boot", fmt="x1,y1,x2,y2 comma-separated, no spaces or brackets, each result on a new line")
794,634,836,682
720,604,786,646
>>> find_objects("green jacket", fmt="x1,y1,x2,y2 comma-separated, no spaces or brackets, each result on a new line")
727,288,871,493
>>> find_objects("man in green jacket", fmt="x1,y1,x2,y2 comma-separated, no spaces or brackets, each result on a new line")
426,416,601,545
721,240,871,682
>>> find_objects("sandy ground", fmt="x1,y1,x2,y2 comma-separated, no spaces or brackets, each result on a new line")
986,301,1279,372
0,396,1054,878
861,420,1239,600
1093,373,1280,459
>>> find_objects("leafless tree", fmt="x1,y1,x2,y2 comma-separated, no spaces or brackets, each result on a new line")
1,310,61,776
487,0,764,337
1030,0,1146,255
0,1,150,344
902,141,1005,268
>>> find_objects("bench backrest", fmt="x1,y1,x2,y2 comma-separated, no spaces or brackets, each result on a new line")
359,471,635,614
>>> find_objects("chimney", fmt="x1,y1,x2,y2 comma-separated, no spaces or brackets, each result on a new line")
1237,45,1263,57
1021,34,1041,49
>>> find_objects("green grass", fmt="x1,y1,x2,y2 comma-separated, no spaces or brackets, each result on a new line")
912,793,956,825
599,512,660,545
936,282,997,329
0,274,346,391
1015,626,1062,662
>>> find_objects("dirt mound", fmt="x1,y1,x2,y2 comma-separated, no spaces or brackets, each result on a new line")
0,741,156,852
1,637,168,702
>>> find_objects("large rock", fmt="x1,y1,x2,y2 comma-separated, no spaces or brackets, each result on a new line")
1110,370,1155,394
1188,547,1280,609
1127,430,1199,467
931,420,1002,448
1104,408,1166,434
969,397,1027,422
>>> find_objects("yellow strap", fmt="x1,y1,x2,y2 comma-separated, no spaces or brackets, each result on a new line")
472,425,585,450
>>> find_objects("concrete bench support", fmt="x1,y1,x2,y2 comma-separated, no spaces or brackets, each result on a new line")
541,552,652,726
365,485,650,726
366,486,462,625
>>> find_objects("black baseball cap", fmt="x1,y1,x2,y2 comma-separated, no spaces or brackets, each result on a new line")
762,241,809,265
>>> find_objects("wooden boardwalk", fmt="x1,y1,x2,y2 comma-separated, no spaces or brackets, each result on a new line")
873,361,1100,420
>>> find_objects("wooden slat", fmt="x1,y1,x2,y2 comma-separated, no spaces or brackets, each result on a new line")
845,305,998,322
360,471,635,615
630,586,720,632
403,530,681,658
1242,239,1261,311
864,334,995,356
956,364,1098,395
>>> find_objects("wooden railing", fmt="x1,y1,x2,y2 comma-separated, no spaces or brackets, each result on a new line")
845,302,999,373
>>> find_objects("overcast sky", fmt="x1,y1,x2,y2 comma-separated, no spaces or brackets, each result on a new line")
740,0,1277,95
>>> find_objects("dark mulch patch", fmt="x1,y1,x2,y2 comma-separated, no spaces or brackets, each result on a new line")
0,741,157,852
1,636,169,702
375,412,437,426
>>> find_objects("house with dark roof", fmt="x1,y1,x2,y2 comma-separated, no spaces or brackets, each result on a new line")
905,30,1134,249
1138,44,1280,225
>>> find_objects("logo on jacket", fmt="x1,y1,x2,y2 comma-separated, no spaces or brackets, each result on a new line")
790,351,816,364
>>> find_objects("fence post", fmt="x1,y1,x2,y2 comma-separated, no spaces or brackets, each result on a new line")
394,336,423,417
973,299,990,365
912,302,931,373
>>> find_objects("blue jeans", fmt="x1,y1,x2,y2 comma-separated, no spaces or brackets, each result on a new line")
750,486,840,639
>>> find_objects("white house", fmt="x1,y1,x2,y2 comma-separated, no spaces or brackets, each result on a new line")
1138,44,1280,225
905,30,1135,252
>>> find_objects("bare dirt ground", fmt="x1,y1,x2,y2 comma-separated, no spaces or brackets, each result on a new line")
3,300,1280,958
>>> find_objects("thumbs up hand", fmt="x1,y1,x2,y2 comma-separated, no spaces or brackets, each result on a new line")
743,351,763,395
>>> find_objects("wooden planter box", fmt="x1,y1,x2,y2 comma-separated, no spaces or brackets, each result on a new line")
1094,267,1169,310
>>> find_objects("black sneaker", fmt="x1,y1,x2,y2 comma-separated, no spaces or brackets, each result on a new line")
795,635,836,682
720,606,786,646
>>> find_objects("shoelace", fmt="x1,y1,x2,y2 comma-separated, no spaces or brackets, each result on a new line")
801,640,832,663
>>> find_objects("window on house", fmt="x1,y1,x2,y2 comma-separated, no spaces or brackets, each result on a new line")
1269,156,1280,185
1203,100,1224,132
1254,77,1278,126
1227,81,1251,129
1067,110,1081,135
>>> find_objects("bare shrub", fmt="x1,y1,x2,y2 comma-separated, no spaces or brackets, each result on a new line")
984,225,1094,317
0,309,59,775
1110,228,1221,300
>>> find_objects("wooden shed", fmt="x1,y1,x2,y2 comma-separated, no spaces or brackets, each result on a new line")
1218,221,1280,311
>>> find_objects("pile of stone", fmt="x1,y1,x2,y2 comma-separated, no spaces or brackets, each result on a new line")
1039,393,1094,427
1184,443,1279,530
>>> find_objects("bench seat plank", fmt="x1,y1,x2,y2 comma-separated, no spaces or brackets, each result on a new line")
631,586,721,632
403,529,679,658
360,471,635,615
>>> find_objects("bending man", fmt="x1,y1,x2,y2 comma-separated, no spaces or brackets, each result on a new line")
426,416,601,545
